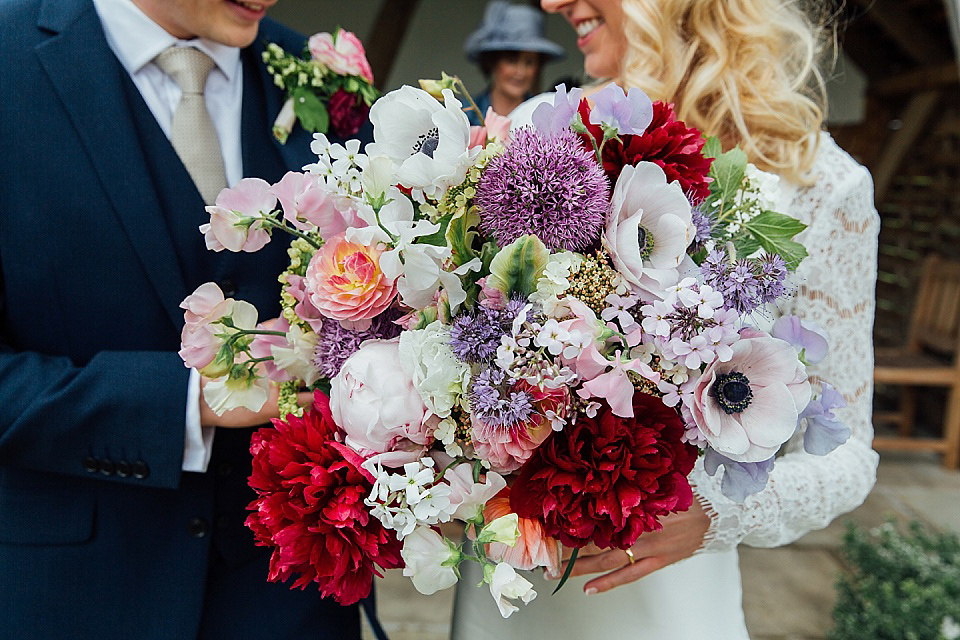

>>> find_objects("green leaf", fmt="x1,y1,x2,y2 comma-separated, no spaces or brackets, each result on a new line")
418,213,452,247
742,210,808,270
702,135,723,159
445,207,481,266
552,547,579,595
292,87,329,134
486,235,549,298
708,146,748,212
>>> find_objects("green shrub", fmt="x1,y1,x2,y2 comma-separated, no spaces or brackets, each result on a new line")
830,520,960,640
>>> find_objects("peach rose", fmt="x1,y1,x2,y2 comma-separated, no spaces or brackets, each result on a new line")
304,234,397,330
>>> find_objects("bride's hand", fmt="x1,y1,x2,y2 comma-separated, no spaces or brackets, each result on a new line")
548,498,711,594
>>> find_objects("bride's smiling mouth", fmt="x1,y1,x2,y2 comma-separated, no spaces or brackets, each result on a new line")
574,17,603,45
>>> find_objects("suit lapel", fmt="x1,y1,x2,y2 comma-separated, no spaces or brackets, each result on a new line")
34,0,188,328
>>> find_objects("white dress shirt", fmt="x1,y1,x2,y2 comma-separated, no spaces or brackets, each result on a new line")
93,0,248,472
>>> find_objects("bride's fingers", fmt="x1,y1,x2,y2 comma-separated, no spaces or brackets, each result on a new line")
582,555,669,594
553,548,634,577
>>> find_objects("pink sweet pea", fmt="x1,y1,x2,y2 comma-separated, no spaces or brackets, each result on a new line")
270,171,358,235
201,178,276,252
284,274,325,333
692,333,811,462
469,108,512,149
249,317,294,383
180,282,227,326
578,351,660,418
309,29,374,84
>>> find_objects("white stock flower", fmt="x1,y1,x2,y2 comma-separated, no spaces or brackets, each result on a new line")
401,526,461,595
486,562,537,619
367,86,478,200
398,321,471,419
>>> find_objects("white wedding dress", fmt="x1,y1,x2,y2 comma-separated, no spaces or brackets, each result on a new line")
450,97,881,640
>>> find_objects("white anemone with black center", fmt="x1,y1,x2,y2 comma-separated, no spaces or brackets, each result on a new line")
366,85,479,201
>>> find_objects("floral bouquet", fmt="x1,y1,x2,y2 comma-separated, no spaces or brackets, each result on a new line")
179,78,851,616
264,28,378,143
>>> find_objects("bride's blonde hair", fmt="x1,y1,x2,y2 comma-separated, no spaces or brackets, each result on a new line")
619,0,835,183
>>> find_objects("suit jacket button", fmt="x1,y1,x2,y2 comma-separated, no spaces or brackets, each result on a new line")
187,517,209,539
219,279,237,297
116,460,132,478
82,456,99,473
99,458,116,476
132,461,150,479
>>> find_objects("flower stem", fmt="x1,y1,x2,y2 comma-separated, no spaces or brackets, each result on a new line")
454,77,485,126
259,217,323,250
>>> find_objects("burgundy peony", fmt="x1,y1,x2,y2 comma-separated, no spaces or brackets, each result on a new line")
246,391,403,605
328,88,370,138
510,393,698,550
579,99,713,205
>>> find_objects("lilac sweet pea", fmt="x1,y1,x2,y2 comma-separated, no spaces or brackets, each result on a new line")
531,84,584,136
801,382,851,455
703,449,775,502
588,84,654,136
771,315,829,365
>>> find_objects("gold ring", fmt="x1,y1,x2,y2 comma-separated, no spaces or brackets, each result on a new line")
624,548,636,565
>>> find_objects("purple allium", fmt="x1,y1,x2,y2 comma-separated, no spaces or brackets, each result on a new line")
475,127,610,251
468,367,535,428
312,310,402,379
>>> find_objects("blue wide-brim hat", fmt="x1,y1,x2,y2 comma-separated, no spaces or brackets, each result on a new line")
464,1,566,63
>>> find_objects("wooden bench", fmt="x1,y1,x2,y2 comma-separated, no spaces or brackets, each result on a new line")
873,254,960,469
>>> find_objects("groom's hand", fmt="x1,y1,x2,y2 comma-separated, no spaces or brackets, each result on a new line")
198,376,313,428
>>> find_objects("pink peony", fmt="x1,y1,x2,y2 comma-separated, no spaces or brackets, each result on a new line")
201,178,276,252
691,332,812,462
329,340,434,467
270,171,357,235
304,233,397,330
309,29,374,84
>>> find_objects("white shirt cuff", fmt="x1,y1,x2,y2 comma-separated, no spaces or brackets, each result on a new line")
183,368,215,472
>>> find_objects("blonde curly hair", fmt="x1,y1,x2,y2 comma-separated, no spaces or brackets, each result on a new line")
618,0,835,183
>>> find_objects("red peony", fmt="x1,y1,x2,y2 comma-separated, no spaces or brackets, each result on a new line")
510,393,698,550
578,99,713,204
328,88,369,138
245,391,403,605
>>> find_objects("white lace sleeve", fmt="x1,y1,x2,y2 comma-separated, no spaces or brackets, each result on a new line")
693,136,881,552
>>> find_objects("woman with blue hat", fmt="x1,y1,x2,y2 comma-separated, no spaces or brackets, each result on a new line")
463,1,565,125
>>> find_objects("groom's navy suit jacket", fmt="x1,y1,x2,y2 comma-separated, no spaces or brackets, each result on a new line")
0,0,366,637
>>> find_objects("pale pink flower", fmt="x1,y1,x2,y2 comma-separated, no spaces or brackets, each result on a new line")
329,340,433,467
180,282,227,326
249,317,294,383
283,274,325,333
605,162,695,299
270,171,356,235
577,351,660,418
304,233,397,330
178,323,222,374
468,126,488,150
444,463,507,523
200,178,276,252
309,29,374,84
483,489,560,573
483,108,511,144
692,333,812,462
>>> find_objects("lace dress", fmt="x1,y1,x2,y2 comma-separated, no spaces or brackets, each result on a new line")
450,107,881,638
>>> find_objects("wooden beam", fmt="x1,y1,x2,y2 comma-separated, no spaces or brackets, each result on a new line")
874,62,960,95
365,0,422,90
851,0,952,64
872,90,941,203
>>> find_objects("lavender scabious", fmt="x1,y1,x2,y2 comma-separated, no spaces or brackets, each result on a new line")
701,249,790,315
468,367,534,428
449,306,508,363
475,127,610,251
312,310,402,379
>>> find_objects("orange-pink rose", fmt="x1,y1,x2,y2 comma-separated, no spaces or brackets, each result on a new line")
304,234,397,330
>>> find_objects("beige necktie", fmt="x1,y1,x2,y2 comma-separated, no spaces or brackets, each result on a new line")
153,46,227,205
